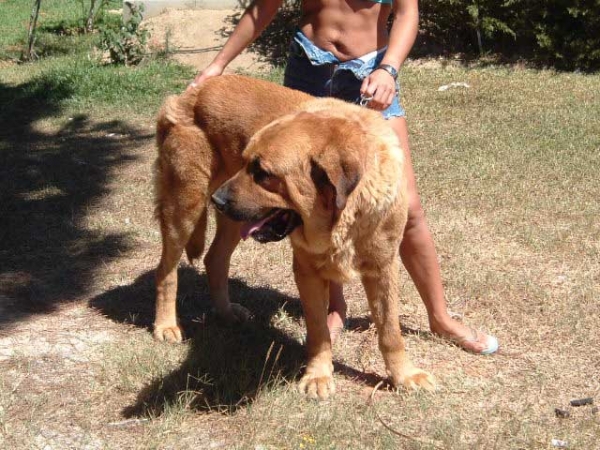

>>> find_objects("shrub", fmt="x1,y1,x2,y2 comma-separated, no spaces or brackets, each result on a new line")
527,0,600,71
100,4,148,65
418,0,600,71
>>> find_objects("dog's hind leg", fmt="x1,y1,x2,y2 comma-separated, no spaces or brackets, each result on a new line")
154,99,216,342
153,209,207,342
203,213,251,323
154,231,186,343
154,201,207,343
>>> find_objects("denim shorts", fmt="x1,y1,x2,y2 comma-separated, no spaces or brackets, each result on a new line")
283,30,405,119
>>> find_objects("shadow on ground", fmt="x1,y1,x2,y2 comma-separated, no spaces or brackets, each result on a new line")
91,266,388,415
0,78,152,329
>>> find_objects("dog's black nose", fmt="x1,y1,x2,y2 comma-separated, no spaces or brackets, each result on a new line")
211,188,228,212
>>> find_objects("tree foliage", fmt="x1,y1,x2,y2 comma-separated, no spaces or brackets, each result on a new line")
83,0,110,33
418,0,600,71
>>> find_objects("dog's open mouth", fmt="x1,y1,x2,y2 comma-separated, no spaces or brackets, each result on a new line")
240,209,301,243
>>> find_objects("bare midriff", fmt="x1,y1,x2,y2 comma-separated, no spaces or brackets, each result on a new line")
299,0,392,61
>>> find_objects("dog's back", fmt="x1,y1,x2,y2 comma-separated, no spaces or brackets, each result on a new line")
157,76,312,175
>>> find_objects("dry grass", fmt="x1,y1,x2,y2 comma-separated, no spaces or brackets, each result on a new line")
1,59,599,449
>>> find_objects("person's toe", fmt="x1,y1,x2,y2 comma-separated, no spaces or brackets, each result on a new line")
455,328,499,355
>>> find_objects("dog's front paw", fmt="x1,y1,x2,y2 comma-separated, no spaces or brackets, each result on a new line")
153,324,184,343
215,302,252,324
390,363,436,392
298,363,335,400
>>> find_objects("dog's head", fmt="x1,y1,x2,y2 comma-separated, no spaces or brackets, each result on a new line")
211,110,366,244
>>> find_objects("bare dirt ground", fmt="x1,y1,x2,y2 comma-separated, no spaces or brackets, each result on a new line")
143,9,269,74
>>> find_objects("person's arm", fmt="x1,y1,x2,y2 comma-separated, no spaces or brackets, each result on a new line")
360,0,419,110
189,0,284,88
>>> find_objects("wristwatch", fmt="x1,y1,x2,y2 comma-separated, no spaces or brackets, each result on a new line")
376,64,398,80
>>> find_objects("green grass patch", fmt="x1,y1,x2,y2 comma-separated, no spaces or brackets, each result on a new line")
1,56,194,122
1,0,193,120
0,0,122,60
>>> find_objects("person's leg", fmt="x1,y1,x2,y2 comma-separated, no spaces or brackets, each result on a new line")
327,282,347,342
327,115,498,353
388,116,498,354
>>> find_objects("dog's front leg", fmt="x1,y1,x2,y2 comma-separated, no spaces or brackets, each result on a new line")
204,213,251,323
293,252,335,400
362,256,436,391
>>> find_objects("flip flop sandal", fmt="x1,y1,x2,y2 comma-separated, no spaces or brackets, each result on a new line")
453,327,499,355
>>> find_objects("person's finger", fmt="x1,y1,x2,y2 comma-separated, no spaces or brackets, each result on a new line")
385,90,395,108
368,93,385,110
372,85,391,108
361,77,378,97
360,76,371,95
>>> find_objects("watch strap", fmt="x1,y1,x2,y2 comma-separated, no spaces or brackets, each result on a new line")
376,64,398,80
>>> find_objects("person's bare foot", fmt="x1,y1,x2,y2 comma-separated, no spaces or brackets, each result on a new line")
430,318,499,355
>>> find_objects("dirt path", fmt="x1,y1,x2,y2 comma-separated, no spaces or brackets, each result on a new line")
143,8,269,74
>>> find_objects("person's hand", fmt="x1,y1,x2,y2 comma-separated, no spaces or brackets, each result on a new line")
186,63,225,91
360,68,397,111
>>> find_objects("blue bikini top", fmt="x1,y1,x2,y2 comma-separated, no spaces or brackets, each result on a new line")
368,0,393,3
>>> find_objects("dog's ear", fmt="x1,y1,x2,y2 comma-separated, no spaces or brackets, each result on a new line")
310,152,363,215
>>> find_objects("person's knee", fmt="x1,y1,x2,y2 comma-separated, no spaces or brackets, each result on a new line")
406,195,427,231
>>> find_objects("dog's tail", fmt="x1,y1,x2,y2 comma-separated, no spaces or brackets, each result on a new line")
156,91,197,148
154,90,213,264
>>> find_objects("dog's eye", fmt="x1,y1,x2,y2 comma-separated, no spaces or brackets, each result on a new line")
256,172,282,194
253,167,269,184
251,160,282,193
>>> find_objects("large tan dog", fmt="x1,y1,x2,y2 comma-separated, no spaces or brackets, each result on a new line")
154,75,435,398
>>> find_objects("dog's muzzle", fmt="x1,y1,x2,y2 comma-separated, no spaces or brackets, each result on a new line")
239,208,302,243
211,188,301,243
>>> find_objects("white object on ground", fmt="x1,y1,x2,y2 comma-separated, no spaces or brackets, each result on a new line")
438,82,471,91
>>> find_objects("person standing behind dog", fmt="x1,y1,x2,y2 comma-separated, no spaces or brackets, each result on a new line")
189,0,499,354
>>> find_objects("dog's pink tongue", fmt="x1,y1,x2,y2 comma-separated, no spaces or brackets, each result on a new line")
240,221,263,240
240,211,277,240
